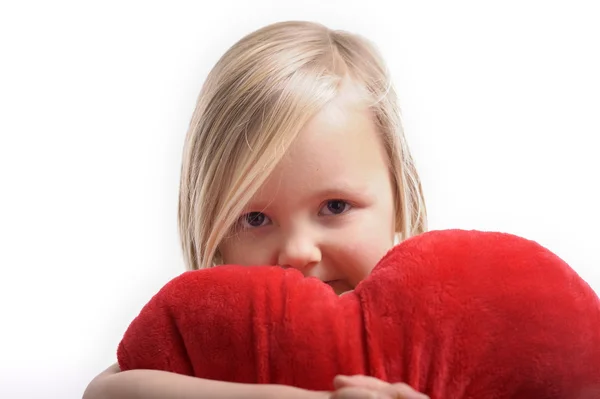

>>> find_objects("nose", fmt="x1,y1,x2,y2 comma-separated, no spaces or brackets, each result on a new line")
277,232,321,272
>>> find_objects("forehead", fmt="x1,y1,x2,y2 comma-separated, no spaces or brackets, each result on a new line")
254,86,390,202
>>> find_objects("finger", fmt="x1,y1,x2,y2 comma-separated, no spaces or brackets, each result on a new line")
382,383,430,399
330,386,391,399
333,375,391,390
332,376,429,399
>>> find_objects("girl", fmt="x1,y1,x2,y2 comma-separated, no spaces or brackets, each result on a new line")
84,20,429,399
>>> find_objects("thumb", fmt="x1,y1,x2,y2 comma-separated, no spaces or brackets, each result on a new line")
383,383,430,399
333,375,391,390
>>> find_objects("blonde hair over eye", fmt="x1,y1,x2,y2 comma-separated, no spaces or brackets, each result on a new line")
178,21,427,270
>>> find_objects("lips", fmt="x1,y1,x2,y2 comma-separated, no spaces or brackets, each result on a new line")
325,279,353,295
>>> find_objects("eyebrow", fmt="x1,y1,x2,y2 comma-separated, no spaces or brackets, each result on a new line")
310,185,368,200
242,183,372,213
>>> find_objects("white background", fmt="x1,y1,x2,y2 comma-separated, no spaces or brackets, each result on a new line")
1,1,599,398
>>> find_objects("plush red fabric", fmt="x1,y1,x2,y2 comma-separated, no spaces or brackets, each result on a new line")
117,229,600,398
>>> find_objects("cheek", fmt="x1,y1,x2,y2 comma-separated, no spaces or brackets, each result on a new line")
333,224,394,285
220,238,274,266
356,240,392,275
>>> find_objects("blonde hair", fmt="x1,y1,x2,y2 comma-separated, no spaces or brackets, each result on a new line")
178,21,427,270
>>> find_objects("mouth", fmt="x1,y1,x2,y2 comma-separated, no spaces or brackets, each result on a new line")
325,279,353,295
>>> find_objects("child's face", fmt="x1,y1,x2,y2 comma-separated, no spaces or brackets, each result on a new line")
220,84,396,294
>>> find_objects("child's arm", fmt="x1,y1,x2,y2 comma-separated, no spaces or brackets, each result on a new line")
83,363,330,399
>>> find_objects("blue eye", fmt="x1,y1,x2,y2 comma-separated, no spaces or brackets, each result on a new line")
320,200,351,216
240,212,270,228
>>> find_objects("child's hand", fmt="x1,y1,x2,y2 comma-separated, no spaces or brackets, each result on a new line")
330,375,429,399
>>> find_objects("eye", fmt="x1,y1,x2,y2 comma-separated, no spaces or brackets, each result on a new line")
320,200,352,216
239,211,271,229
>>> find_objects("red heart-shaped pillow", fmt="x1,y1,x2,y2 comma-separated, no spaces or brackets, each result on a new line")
117,229,600,398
